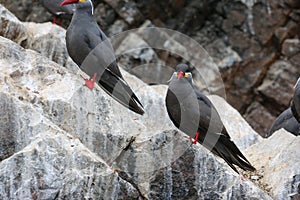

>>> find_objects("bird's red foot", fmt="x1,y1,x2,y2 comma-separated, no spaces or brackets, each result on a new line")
84,73,97,89
58,19,63,26
189,132,200,144
52,16,57,24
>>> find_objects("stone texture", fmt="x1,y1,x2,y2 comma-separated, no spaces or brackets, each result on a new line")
24,22,73,68
104,0,144,25
0,4,76,72
0,4,28,46
245,130,300,199
244,102,276,135
257,60,298,112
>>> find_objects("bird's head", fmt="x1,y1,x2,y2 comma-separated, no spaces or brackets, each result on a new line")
175,64,192,81
60,0,92,6
61,0,94,14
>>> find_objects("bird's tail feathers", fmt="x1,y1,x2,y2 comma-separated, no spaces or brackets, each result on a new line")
98,70,144,115
212,135,256,173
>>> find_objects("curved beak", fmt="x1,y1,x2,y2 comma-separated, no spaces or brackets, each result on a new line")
60,0,79,6
177,71,185,80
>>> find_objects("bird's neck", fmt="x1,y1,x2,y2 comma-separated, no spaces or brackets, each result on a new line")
74,0,94,17
72,6,94,23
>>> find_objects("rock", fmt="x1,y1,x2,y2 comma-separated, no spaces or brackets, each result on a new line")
0,4,28,46
205,39,242,69
94,2,117,32
252,1,287,45
0,4,76,72
223,49,278,114
24,22,73,69
245,129,300,199
258,60,297,110
282,39,300,58
0,117,140,199
244,102,276,135
104,0,144,25
0,0,37,22
145,141,272,200
107,19,129,37
115,31,168,85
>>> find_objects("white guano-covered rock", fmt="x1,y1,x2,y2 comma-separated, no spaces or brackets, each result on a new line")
245,129,300,199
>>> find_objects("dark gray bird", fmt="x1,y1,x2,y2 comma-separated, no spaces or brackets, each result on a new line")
61,0,144,115
291,78,300,123
165,64,255,173
267,78,300,137
39,0,74,24
267,108,300,137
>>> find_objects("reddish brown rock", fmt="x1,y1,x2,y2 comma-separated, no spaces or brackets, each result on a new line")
244,102,275,136
282,39,300,57
252,1,288,45
258,60,297,110
223,49,277,113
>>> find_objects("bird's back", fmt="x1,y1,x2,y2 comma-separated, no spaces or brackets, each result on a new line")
268,108,300,137
292,80,300,123
66,10,122,78
40,0,74,16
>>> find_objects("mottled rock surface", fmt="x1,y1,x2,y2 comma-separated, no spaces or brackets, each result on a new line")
246,130,300,200
0,4,28,46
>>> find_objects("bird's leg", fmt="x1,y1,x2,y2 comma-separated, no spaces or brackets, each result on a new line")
52,16,57,24
189,132,200,144
58,18,63,26
84,73,97,89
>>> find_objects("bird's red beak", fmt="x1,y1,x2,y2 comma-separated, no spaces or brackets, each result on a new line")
177,71,185,80
60,0,79,6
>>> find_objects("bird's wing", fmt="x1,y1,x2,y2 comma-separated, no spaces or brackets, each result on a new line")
78,29,122,79
268,108,300,136
84,28,123,78
166,86,227,139
166,89,181,128
41,0,74,15
194,89,229,138
292,79,300,123
98,69,144,115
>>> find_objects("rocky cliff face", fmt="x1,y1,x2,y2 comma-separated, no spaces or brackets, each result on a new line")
0,3,299,200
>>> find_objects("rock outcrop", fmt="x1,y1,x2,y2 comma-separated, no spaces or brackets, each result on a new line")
0,3,299,200
246,130,300,200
